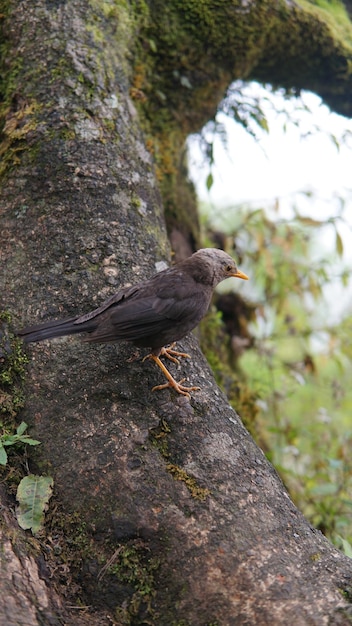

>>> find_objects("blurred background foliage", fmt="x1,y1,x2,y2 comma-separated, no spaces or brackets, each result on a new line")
192,82,352,555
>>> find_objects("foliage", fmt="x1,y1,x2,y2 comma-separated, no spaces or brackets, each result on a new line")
0,420,54,535
0,313,54,534
196,81,272,166
201,200,352,549
16,474,54,535
0,421,40,466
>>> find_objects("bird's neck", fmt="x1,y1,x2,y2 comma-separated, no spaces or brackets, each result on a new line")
180,258,216,288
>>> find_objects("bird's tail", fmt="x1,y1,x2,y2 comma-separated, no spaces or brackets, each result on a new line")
17,316,97,343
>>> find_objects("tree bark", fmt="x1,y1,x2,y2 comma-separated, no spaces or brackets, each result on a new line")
2,1,352,624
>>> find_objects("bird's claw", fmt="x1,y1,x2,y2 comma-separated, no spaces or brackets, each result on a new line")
152,378,200,398
145,351,199,398
160,343,191,365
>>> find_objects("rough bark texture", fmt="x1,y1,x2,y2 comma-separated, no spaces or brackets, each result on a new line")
2,1,352,625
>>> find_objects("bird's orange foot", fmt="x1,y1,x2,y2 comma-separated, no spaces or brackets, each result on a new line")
145,353,200,397
152,378,200,398
160,343,190,364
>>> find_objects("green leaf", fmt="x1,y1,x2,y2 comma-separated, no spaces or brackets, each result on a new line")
16,475,54,535
22,437,41,446
339,537,352,559
16,421,28,436
206,172,214,191
0,445,8,466
341,270,349,287
148,38,157,52
335,230,344,257
258,115,269,132
180,75,192,89
329,133,340,152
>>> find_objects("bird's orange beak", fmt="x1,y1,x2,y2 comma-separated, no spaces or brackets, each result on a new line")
232,269,249,280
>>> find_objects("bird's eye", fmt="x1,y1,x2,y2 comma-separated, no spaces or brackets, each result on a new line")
225,264,233,272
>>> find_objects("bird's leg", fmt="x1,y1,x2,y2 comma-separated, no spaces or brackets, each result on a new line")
146,354,200,397
159,342,190,364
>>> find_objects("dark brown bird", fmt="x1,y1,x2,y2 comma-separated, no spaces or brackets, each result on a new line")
18,248,249,396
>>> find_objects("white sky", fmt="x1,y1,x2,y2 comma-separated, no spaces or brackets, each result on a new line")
188,85,352,222
187,83,352,322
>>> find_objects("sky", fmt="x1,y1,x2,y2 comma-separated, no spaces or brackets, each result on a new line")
187,83,352,322
188,84,352,216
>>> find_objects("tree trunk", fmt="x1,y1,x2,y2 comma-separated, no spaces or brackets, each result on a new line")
1,1,352,624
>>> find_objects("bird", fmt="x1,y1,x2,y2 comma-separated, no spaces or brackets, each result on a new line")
17,248,249,397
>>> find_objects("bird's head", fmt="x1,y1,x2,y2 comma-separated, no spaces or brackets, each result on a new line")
192,248,249,287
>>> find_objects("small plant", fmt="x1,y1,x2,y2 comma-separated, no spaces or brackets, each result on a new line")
0,421,40,465
0,421,53,534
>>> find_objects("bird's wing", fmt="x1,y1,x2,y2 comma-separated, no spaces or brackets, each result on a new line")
86,274,210,343
111,297,176,341
76,268,195,326
80,297,173,343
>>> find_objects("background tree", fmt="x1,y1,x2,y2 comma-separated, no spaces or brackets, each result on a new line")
198,193,352,548
2,1,352,624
